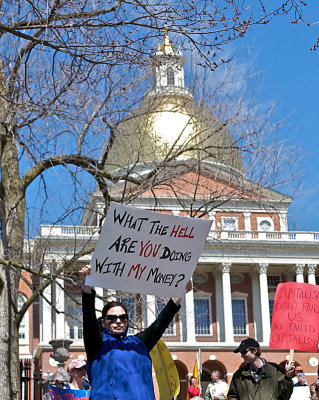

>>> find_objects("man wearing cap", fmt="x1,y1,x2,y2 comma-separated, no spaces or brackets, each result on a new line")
228,338,294,400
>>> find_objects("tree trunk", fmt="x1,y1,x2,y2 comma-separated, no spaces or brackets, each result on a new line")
0,127,25,399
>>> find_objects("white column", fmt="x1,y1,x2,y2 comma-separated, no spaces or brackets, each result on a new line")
221,263,234,343
307,264,317,285
251,271,262,342
214,271,224,342
41,285,52,343
55,278,65,339
146,295,156,325
209,211,216,230
243,212,251,231
279,212,288,231
258,264,270,344
295,264,305,283
185,288,196,342
95,287,104,319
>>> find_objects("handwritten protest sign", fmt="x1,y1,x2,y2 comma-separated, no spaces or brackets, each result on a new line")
86,202,212,297
269,282,319,352
49,385,90,400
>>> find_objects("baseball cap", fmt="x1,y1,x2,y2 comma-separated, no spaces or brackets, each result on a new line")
297,373,305,377
295,366,303,371
234,338,260,353
68,359,86,372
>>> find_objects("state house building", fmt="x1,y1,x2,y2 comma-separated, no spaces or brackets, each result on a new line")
19,34,319,399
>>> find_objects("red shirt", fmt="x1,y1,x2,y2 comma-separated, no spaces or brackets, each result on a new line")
188,385,201,398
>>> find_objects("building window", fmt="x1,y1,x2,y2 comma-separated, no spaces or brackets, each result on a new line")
194,298,211,335
267,275,280,288
66,304,83,341
257,217,273,231
232,298,247,335
156,299,175,335
117,295,136,334
167,67,175,86
18,293,29,343
222,217,238,231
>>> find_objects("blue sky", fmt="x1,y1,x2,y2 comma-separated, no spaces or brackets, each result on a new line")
238,6,319,231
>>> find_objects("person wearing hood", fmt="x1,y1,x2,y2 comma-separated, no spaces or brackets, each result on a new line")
79,265,189,400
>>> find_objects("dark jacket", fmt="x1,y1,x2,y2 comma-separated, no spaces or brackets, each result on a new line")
82,290,180,400
228,360,293,400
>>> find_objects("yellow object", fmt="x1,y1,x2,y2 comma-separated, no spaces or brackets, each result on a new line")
186,359,200,400
150,339,180,400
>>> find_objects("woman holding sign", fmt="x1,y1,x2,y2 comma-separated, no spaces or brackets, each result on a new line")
79,265,188,400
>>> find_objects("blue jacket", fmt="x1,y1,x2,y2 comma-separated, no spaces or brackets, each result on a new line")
87,329,154,400
82,291,180,400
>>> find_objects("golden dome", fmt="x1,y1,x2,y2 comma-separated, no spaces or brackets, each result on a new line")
103,35,244,175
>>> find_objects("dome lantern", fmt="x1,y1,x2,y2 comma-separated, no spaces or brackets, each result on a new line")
146,30,193,100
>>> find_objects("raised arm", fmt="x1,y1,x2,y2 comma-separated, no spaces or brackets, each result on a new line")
79,265,103,363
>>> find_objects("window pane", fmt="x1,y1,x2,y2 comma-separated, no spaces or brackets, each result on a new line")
117,296,136,334
194,298,210,335
167,67,175,86
260,220,271,231
232,299,247,335
267,275,280,287
18,293,27,341
223,218,237,230
269,299,274,324
156,300,174,335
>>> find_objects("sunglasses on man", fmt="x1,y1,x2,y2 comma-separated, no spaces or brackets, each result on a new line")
240,347,254,355
105,314,128,322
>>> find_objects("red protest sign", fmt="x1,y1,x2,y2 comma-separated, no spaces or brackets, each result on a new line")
269,282,319,352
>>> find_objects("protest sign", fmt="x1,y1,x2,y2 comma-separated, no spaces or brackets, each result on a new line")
86,202,212,297
49,385,90,400
289,386,310,400
150,339,180,400
269,282,319,352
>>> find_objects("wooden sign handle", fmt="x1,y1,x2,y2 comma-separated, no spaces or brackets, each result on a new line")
288,349,294,366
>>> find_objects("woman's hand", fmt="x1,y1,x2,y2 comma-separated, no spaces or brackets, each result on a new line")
79,265,93,293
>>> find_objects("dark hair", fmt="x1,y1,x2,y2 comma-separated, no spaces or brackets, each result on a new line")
101,301,128,320
189,376,197,385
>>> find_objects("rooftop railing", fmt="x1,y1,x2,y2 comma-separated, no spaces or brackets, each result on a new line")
40,225,319,243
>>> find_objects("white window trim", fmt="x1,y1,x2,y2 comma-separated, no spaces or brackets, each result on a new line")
232,292,248,336
257,217,274,231
221,216,238,231
193,295,212,336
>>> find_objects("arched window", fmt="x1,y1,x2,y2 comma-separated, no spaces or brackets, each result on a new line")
167,67,175,86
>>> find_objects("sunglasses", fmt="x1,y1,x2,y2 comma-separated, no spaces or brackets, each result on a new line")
105,313,128,322
75,366,86,372
240,348,252,355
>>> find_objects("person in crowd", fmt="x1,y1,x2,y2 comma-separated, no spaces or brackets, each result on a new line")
188,376,201,398
79,264,190,400
228,338,294,400
292,365,304,384
205,370,228,400
310,380,319,400
65,358,90,390
294,372,308,387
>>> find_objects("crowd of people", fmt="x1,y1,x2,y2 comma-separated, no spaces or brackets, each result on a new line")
49,265,318,400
